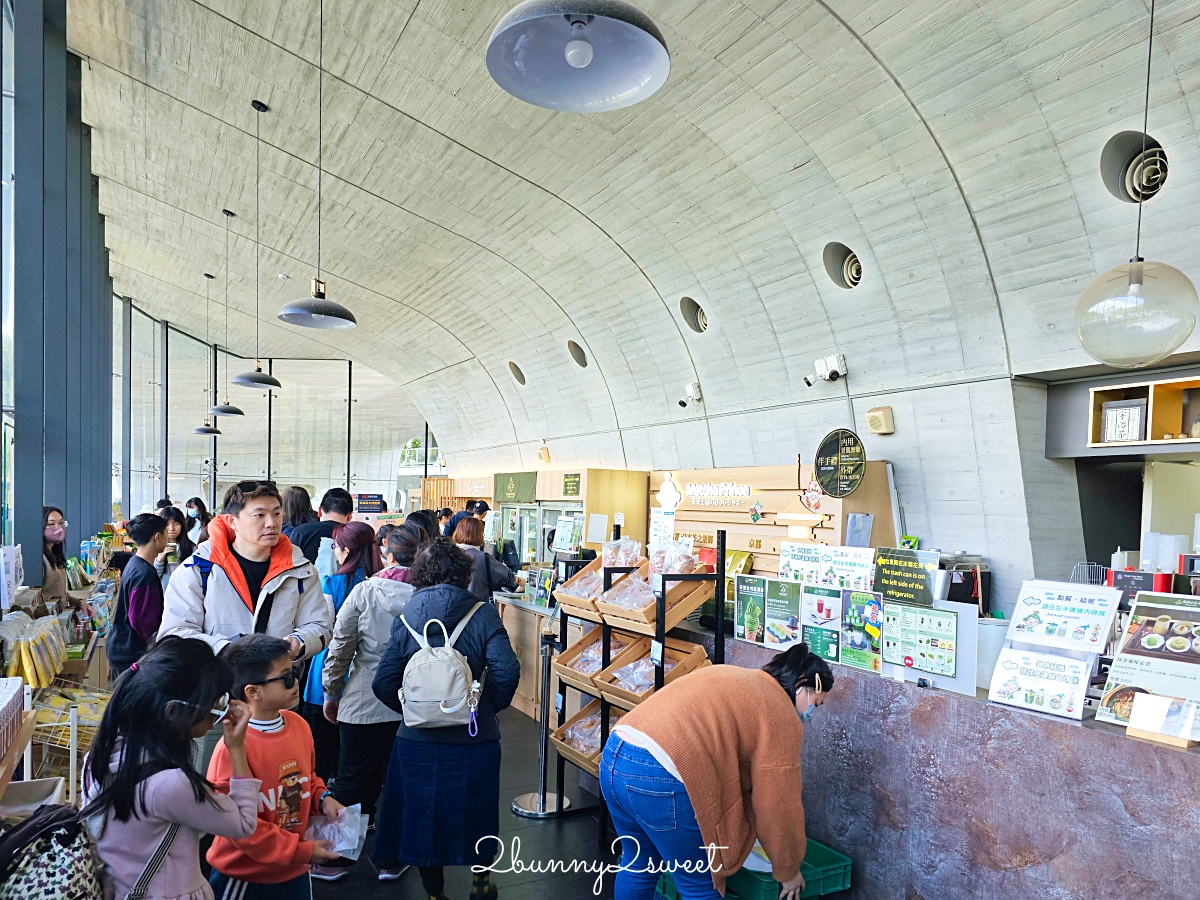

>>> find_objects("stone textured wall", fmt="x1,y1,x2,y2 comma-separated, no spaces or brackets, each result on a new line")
718,640,1200,900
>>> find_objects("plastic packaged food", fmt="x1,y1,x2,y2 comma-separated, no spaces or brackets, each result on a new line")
649,540,699,577
563,710,622,755
568,633,629,675
611,657,677,694
558,570,604,600
601,572,657,610
603,538,643,568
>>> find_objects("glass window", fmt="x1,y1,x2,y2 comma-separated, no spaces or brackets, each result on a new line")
2,0,14,541
350,365,426,510
269,358,348,495
111,298,122,517
166,327,212,505
213,349,269,506
129,309,161,515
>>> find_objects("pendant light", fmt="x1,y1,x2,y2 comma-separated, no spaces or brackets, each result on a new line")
234,100,284,389
211,210,246,415
194,271,223,435
486,0,670,113
277,0,357,330
1075,0,1198,368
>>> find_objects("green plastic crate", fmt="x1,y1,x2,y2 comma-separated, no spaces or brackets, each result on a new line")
726,839,851,899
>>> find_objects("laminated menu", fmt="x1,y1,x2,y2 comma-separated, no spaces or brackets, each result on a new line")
765,580,801,648
801,585,841,663
1007,580,1121,653
778,542,874,591
735,575,766,644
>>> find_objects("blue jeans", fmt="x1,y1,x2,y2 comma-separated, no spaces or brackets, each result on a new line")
600,737,722,900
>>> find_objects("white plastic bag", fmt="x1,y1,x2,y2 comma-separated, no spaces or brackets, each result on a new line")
303,803,369,860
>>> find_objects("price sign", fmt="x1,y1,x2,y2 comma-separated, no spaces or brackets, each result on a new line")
814,429,866,498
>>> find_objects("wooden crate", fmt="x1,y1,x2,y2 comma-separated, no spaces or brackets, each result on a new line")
595,562,715,636
553,625,639,694
549,698,625,778
595,637,710,709
552,556,605,618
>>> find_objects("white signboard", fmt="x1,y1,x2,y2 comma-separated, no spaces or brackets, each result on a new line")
1128,693,1200,742
777,542,874,591
649,508,675,548
1008,580,1121,653
988,646,1091,720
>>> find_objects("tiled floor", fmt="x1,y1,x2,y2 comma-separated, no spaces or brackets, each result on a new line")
313,709,616,900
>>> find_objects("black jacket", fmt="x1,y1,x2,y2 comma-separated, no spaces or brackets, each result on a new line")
372,583,520,743
287,519,337,566
461,545,518,602
442,511,473,538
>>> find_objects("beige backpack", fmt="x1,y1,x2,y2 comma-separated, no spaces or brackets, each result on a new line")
398,602,484,729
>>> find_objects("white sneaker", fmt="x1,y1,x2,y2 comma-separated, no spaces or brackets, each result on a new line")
377,865,411,881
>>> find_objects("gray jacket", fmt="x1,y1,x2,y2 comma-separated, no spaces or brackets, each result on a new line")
321,571,412,724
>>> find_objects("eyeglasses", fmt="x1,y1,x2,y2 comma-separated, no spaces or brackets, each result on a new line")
235,480,278,494
253,672,297,691
167,693,230,724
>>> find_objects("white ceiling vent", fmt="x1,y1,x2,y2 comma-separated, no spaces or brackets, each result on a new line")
1101,131,1167,203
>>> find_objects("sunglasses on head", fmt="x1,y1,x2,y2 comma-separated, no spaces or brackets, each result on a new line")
254,667,299,690
235,480,278,494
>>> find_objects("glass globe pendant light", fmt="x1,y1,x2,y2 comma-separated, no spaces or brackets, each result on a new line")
194,271,223,435
234,100,284,390
1075,0,1198,368
486,0,670,112
211,212,246,414
278,0,357,330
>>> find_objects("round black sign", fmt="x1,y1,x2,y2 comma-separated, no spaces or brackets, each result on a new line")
814,429,866,498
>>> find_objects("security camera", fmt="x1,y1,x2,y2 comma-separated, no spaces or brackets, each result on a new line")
803,375,815,388
810,353,847,384
678,381,702,408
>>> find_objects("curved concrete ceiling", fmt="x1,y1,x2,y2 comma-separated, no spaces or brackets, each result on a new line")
70,0,1200,472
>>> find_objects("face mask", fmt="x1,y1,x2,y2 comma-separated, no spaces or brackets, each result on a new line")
187,508,199,519
44,525,65,543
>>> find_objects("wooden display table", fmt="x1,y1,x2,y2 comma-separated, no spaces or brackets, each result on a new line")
493,594,584,722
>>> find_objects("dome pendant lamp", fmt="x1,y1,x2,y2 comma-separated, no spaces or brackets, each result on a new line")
1075,0,1198,368
486,0,670,113
194,271,224,435
211,211,246,415
234,100,284,390
278,0,357,330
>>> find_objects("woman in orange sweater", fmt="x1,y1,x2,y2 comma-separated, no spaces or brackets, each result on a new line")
602,643,833,900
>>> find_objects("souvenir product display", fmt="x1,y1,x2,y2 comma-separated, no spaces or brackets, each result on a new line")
568,633,629,676
611,657,678,694
562,709,623,755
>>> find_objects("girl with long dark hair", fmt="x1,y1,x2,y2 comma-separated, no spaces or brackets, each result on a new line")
155,506,196,592
83,637,259,899
301,521,382,788
184,496,212,543
42,505,68,601
281,486,318,538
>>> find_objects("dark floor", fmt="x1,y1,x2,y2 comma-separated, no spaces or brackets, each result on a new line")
313,708,618,900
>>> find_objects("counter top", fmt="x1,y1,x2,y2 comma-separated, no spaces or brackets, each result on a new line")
674,622,1200,899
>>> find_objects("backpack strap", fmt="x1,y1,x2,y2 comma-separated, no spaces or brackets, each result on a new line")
188,556,214,594
447,602,485,649
399,614,430,648
125,822,180,900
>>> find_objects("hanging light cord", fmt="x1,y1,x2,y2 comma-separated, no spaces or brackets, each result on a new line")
224,215,231,391
317,0,323,280
255,107,262,360
1134,0,1155,261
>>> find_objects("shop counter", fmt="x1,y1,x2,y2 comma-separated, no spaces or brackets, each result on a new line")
494,595,585,722
679,625,1200,900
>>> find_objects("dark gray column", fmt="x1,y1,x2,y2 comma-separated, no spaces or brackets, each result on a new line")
210,344,218,509
41,0,67,512
159,320,169,502
346,360,353,490
64,54,82,534
14,0,46,581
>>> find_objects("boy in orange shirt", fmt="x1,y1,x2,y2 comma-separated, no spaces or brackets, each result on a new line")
208,635,343,898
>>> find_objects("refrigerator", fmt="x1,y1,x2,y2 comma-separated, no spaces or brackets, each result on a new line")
498,501,585,568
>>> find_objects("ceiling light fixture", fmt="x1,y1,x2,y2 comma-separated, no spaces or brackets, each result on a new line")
194,271,225,434
234,100,284,390
1075,0,1198,368
211,217,246,416
278,0,357,330
486,0,670,113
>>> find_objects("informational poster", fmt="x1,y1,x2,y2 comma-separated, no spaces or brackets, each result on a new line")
355,494,384,513
1109,570,1165,609
764,579,801,648
874,547,940,606
483,513,499,543
563,473,581,496
988,646,1090,720
551,514,579,553
534,569,554,606
1008,580,1121,653
649,508,676,548
814,429,866,498
586,513,609,544
778,542,874,591
840,590,883,672
845,513,873,548
801,586,842,664
735,575,767,644
882,602,957,676
1097,592,1200,726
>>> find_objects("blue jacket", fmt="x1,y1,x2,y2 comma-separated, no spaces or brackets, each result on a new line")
372,583,520,743
442,510,473,538
302,569,365,705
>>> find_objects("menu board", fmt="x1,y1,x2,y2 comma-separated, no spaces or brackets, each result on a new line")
882,602,957,676
735,575,767,644
874,547,940,606
778,542,874,591
1109,570,1163,609
649,508,676,548
814,429,866,498
563,473,581,496
801,586,842,664
355,494,384,513
1007,580,1121,653
988,646,1090,720
765,580,801,648
552,514,579,553
840,590,883,672
1097,592,1200,726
